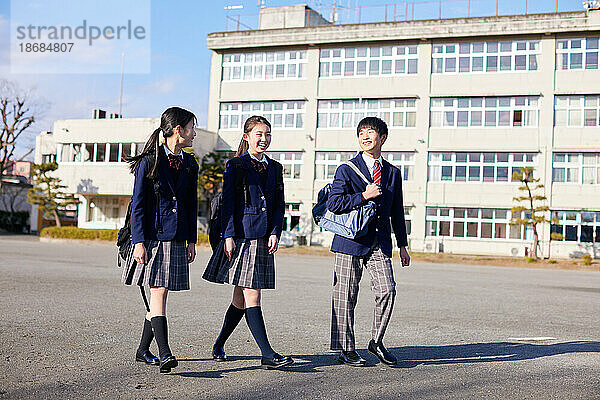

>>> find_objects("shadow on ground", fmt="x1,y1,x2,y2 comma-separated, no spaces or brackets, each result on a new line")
173,341,600,377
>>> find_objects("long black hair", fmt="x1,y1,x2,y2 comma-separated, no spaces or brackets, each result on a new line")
126,107,197,178
235,115,271,157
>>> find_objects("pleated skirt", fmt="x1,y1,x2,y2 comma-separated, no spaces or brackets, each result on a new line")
203,237,275,289
122,240,190,291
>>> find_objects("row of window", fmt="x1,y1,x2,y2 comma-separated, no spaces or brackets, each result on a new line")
425,207,527,240
430,97,538,127
219,101,305,130
59,142,144,163
317,99,416,128
552,153,600,184
219,95,600,130
432,41,540,73
428,152,536,182
551,210,600,242
314,151,415,181
221,37,600,81
222,50,307,81
319,45,418,77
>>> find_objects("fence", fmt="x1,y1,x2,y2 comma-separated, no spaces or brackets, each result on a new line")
224,0,587,31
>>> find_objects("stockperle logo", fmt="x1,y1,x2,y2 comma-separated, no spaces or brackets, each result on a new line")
10,0,150,74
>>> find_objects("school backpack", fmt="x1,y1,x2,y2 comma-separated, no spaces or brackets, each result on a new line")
312,161,377,239
207,156,284,250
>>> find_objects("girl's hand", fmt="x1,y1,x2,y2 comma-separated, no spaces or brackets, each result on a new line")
400,246,411,267
133,242,148,264
268,235,279,254
224,237,236,261
187,243,196,263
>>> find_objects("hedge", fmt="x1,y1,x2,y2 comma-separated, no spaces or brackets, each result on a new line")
0,210,30,233
40,226,210,245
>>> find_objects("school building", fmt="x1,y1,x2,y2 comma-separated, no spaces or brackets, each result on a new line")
205,4,600,258
34,112,216,231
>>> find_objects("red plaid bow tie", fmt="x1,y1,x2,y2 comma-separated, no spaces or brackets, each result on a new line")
251,159,267,174
373,160,381,185
167,154,183,170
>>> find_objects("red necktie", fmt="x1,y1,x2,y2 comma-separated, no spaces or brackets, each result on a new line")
373,160,381,185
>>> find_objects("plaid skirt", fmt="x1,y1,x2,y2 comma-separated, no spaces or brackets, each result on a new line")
122,240,190,291
203,237,275,289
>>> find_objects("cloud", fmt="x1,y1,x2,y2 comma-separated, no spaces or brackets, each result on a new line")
137,76,179,95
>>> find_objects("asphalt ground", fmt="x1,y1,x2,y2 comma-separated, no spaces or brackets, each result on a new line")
0,236,599,399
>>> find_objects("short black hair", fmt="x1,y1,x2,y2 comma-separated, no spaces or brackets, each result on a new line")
356,116,388,138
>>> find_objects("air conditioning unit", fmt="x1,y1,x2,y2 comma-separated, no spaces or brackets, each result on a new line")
109,113,122,119
510,247,526,257
424,239,440,253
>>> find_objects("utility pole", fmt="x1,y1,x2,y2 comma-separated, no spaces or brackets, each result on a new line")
118,52,124,117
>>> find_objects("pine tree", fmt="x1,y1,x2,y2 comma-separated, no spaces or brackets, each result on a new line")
510,166,554,259
27,162,78,227
198,151,228,216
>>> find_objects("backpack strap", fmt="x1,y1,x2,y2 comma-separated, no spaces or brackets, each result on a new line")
343,161,372,185
228,157,250,206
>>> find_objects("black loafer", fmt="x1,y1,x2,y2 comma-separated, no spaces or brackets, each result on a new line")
338,350,366,367
212,344,227,361
368,339,397,366
260,353,294,369
159,355,178,373
135,349,159,365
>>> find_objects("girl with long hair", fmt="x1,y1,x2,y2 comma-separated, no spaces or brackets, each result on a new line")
122,106,199,373
203,115,293,369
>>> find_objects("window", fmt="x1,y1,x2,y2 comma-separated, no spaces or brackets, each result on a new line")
553,153,600,184
282,203,301,232
87,196,126,225
430,96,538,127
223,50,306,81
382,152,415,181
268,152,303,180
318,98,416,128
219,101,305,130
556,38,599,70
96,144,106,162
42,154,56,163
428,152,537,183
108,143,119,162
320,45,417,77
551,210,600,242
555,95,600,127
432,40,539,74
426,207,522,240
315,152,356,180
58,143,136,163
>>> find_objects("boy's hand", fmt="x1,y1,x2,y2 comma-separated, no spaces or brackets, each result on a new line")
362,183,382,200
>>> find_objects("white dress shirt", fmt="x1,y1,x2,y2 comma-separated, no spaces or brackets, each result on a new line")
361,152,383,179
249,152,269,165
163,144,183,158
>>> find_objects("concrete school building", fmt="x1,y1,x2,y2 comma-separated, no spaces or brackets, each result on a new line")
34,111,216,231
205,4,600,259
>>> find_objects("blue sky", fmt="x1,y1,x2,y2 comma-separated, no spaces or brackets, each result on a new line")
0,0,584,158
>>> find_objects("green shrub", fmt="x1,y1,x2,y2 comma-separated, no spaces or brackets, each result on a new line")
582,254,593,265
197,232,209,245
547,259,557,264
525,256,537,263
41,226,118,241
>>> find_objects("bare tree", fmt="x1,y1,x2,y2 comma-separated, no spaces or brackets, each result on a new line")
0,80,38,191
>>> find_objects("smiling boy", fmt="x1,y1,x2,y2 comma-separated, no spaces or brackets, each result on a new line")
326,116,411,367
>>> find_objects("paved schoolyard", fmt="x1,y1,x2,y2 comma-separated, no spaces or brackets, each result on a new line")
0,236,598,399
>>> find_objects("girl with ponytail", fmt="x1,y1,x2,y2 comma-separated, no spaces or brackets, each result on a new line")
203,116,293,369
122,107,199,373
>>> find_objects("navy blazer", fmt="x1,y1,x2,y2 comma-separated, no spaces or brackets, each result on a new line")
221,152,285,240
131,149,199,244
326,152,408,258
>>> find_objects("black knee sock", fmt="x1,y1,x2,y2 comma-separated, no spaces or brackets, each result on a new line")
244,306,275,358
150,316,172,359
137,318,154,352
215,304,245,348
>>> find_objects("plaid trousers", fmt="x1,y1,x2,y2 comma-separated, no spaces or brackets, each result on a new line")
330,246,396,351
